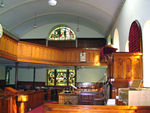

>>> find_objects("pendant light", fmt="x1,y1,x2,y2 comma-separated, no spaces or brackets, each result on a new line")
33,12,37,28
0,0,4,7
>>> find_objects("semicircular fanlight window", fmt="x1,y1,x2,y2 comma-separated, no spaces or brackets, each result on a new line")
48,25,76,40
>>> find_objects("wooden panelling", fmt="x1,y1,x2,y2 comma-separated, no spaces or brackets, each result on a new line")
43,104,150,113
17,81,45,88
113,52,143,80
0,34,18,60
20,38,106,48
17,41,103,66
0,80,5,89
17,41,64,65
0,95,17,113
0,35,105,66
23,90,44,111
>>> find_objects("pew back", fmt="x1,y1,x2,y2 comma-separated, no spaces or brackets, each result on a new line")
43,104,150,113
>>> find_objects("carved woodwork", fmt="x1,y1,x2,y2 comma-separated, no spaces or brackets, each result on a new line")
59,92,78,105
0,34,105,66
106,52,143,101
0,34,17,60
112,52,143,80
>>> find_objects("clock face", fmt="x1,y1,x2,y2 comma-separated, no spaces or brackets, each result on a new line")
0,24,3,38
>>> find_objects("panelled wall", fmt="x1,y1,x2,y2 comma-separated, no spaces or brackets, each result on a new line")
0,34,103,66
0,34,17,60
113,52,143,80
0,34,143,85
0,34,105,66
17,41,102,66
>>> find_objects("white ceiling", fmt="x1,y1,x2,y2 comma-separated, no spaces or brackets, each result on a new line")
0,0,125,40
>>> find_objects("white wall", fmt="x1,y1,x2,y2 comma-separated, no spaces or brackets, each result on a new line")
18,68,34,82
0,65,5,80
8,67,106,84
77,67,106,82
35,68,46,82
21,23,103,39
9,68,15,84
111,0,150,86
9,68,47,83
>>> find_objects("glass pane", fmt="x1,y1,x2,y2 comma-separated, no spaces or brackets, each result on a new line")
49,26,76,40
69,69,75,86
56,69,67,86
47,69,55,86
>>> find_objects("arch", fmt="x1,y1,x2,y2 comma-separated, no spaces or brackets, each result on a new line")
125,40,129,52
48,24,76,40
113,28,120,52
128,20,142,52
143,20,150,87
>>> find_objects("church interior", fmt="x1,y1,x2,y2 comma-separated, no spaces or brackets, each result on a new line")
0,0,150,113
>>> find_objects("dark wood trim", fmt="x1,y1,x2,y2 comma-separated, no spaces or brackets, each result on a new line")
4,33,18,42
33,67,36,89
0,50,17,61
15,62,18,89
75,66,77,86
20,38,106,49
67,69,69,86
54,69,57,86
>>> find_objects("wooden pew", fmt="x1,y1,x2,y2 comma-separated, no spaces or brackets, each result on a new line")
0,94,17,113
43,104,150,113
22,90,45,111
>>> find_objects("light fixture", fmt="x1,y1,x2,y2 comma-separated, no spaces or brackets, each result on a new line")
33,13,37,28
48,0,57,6
0,0,4,7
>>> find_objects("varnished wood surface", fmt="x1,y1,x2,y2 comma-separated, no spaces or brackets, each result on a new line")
113,52,143,80
22,90,45,111
0,94,17,113
17,41,102,66
0,34,17,60
0,89,45,113
43,104,150,113
0,34,105,66
20,38,106,48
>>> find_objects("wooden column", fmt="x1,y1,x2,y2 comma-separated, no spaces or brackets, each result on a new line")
15,62,18,89
75,37,78,48
33,67,36,89
54,69,57,86
46,39,48,47
75,66,77,86
67,69,69,86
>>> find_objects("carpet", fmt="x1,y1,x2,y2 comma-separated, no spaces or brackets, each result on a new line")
28,101,58,113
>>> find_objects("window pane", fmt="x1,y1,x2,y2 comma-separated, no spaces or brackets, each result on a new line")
69,69,75,86
56,69,67,86
47,69,55,86
49,25,76,40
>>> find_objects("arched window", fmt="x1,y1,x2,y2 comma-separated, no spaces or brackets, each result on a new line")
48,25,76,40
129,20,142,52
113,28,120,52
